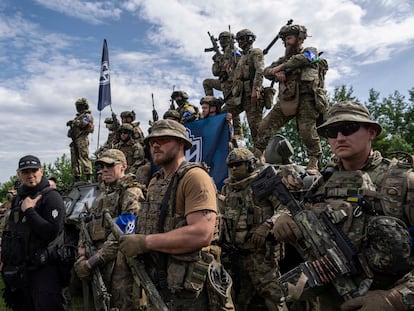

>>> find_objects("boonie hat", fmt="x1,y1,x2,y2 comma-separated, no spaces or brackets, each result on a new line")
96,149,126,165
144,119,192,150
317,101,382,137
17,155,42,171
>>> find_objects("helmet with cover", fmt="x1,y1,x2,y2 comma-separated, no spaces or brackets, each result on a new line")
75,98,89,112
236,29,256,49
218,31,232,47
163,109,181,121
279,24,308,41
171,90,189,100
226,148,257,176
120,111,136,121
118,123,134,133
200,96,223,114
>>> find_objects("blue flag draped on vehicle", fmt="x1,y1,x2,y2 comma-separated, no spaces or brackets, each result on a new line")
97,39,111,111
184,114,229,190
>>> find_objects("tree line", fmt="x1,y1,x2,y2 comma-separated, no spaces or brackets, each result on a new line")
1,85,413,202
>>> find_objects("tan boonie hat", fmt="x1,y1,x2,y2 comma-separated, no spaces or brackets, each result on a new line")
95,149,126,165
317,101,382,137
144,119,192,150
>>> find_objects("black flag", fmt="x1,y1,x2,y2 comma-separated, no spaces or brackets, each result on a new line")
97,39,111,111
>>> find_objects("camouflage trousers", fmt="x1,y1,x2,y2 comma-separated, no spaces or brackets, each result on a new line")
203,78,222,96
222,94,263,144
256,93,322,158
230,251,285,311
70,136,92,177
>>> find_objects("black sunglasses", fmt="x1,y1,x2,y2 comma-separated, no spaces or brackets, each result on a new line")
325,122,361,139
228,162,244,168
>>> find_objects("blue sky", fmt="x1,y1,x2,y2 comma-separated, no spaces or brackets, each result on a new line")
1,0,414,183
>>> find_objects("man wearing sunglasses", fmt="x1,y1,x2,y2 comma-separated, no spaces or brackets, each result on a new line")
1,155,65,310
74,149,145,310
118,119,232,310
272,101,414,311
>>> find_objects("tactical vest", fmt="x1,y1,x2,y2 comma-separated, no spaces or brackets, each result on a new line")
307,159,413,279
137,162,213,295
87,175,143,242
221,173,274,249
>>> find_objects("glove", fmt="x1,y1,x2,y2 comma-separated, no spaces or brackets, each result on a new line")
251,222,272,247
273,213,302,244
340,289,407,311
74,258,91,279
119,234,148,257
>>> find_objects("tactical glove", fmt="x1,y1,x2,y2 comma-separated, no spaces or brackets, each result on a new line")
74,258,91,279
340,289,408,311
251,222,272,247
119,234,148,257
272,213,302,244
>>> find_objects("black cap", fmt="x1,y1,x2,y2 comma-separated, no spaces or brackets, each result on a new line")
17,155,42,171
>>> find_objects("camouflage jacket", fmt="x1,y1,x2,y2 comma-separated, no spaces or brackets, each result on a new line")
114,139,145,175
233,46,264,96
68,110,94,139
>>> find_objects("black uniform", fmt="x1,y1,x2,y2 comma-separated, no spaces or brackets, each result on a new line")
1,177,65,311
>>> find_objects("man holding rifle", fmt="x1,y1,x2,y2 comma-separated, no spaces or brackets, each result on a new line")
74,149,145,310
270,101,414,310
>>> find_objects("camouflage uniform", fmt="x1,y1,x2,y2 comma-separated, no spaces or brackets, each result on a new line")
220,148,286,311
171,90,200,124
275,102,414,311
223,29,264,143
75,149,145,311
256,25,328,174
120,111,145,144
67,98,94,181
94,117,118,157
114,124,146,176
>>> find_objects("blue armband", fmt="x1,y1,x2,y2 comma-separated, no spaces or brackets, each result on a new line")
304,49,317,62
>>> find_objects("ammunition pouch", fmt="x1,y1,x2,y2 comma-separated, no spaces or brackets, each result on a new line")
279,80,299,116
167,252,209,298
1,231,27,266
87,217,106,241
2,265,28,289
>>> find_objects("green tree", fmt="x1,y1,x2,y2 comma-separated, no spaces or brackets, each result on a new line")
43,154,76,195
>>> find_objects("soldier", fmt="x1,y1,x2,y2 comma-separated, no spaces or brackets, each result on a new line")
1,155,65,310
67,98,94,182
171,90,200,123
256,24,329,175
220,148,288,311
163,109,181,122
94,117,119,157
120,110,145,144
74,149,145,311
118,120,231,310
114,123,146,176
273,101,414,310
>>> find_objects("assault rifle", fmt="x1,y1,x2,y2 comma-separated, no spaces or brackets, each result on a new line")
204,31,221,56
149,93,159,126
263,19,293,55
251,166,372,301
79,211,111,311
102,210,169,311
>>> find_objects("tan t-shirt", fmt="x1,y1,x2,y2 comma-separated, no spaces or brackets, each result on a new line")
175,167,217,217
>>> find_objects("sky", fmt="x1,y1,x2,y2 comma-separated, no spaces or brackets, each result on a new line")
1,0,414,184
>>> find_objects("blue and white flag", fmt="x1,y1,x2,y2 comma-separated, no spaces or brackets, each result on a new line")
97,39,111,111
185,114,229,190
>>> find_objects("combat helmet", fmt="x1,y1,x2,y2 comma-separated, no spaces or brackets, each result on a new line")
236,29,256,44
279,24,308,41
171,90,189,100
218,31,232,47
226,148,257,172
200,96,223,114
264,135,294,165
118,123,134,133
120,111,136,121
75,98,89,112
163,109,181,121
104,117,113,124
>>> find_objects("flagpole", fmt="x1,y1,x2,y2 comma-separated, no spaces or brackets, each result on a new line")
97,38,112,149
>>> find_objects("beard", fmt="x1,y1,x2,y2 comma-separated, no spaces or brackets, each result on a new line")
284,42,300,59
